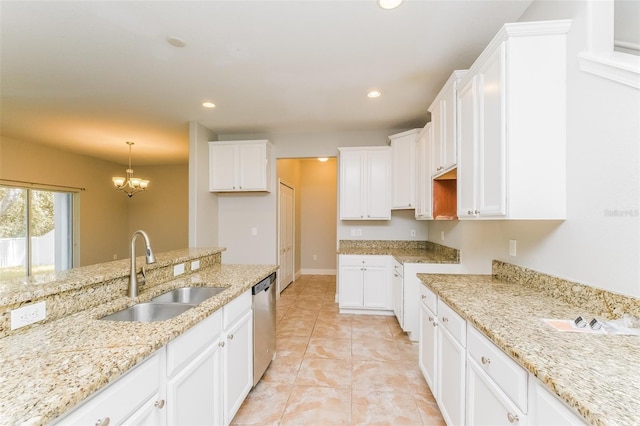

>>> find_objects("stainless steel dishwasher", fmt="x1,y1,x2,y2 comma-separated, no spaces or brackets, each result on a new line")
252,272,276,387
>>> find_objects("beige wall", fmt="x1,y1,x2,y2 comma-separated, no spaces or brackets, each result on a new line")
0,137,189,267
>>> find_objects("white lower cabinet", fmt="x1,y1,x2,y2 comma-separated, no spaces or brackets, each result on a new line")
528,376,586,426
57,291,254,426
418,286,438,394
338,255,392,313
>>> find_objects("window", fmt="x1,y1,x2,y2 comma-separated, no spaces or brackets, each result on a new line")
614,0,640,56
0,185,77,280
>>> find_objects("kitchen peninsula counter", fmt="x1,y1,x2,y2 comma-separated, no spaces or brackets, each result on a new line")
338,239,460,264
0,261,277,425
418,262,640,426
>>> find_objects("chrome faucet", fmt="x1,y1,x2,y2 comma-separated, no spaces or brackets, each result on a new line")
129,230,156,298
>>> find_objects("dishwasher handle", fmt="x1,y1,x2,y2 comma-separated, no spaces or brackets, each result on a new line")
252,272,276,294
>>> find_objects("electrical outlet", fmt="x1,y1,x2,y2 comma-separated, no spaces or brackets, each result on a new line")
356,229,362,237
173,263,185,276
113,254,118,260
313,254,317,261
509,240,517,257
251,227,258,236
350,228,357,237
191,260,200,271
410,229,416,237
11,301,46,330
441,231,445,241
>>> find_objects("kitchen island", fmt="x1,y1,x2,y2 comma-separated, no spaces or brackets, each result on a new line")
418,261,640,426
0,248,277,425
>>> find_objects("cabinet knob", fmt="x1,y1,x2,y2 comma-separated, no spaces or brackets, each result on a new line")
428,316,434,322
467,210,473,215
228,333,234,340
507,412,519,423
432,322,438,327
155,399,166,409
95,418,110,426
474,209,480,215
481,356,491,365
219,341,225,347
441,317,449,323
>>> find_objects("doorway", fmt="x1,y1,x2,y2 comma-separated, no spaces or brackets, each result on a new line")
278,181,295,293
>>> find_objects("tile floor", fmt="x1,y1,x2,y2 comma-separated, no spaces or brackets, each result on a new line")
232,275,446,425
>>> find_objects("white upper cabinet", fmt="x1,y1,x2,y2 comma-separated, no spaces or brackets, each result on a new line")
429,70,467,178
209,140,272,192
457,20,571,220
415,124,433,220
339,147,391,220
389,129,420,209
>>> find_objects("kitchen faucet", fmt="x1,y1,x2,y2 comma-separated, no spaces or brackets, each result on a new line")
129,230,156,298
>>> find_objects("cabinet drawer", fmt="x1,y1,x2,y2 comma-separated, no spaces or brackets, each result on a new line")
57,352,162,425
437,299,466,346
467,326,528,412
224,290,252,329
167,309,222,377
419,284,438,314
340,255,389,268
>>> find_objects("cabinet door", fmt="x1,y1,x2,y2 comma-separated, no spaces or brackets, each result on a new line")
366,149,391,219
431,100,444,175
477,43,507,217
415,126,433,220
391,136,416,209
438,327,466,426
457,75,478,218
223,310,253,424
238,143,267,190
166,342,221,426
529,378,586,426
392,268,403,325
442,94,457,171
467,357,527,426
209,143,238,191
122,394,165,426
339,150,364,219
339,265,364,308
362,265,390,309
419,302,438,395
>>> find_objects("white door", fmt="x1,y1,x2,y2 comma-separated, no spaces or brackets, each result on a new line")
278,181,295,292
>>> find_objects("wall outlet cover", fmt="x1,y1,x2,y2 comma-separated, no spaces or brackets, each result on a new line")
509,240,517,257
11,301,46,330
191,260,200,271
173,263,186,276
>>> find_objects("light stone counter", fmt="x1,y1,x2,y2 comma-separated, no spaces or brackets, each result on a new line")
418,262,640,426
0,263,277,426
337,239,460,264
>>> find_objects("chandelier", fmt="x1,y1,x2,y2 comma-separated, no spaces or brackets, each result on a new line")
112,141,149,197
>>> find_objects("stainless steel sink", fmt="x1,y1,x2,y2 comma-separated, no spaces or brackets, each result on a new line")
150,287,227,305
100,302,194,322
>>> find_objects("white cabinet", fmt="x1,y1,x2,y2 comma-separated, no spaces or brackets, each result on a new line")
467,326,528,426
389,129,420,209
436,298,466,426
429,70,467,177
414,124,433,220
209,140,271,192
338,255,392,313
221,290,253,425
457,20,571,220
528,377,586,426
338,147,391,220
418,285,438,394
391,258,404,324
166,310,223,426
56,352,165,426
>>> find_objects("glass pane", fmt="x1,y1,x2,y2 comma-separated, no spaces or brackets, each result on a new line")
30,190,56,276
0,187,28,280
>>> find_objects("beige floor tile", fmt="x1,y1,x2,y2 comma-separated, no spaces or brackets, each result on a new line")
261,355,303,385
352,387,423,425
352,337,399,362
405,362,433,395
277,335,310,358
281,385,351,425
311,320,352,339
305,337,352,360
295,357,352,388
414,392,446,426
352,360,412,393
231,381,292,425
395,340,420,363
352,322,395,340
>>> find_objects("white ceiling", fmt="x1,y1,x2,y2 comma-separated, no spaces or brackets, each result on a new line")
0,0,532,166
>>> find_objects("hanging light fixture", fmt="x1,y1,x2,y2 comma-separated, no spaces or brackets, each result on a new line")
112,141,149,197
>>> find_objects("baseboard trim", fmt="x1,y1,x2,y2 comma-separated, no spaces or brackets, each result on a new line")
299,268,337,275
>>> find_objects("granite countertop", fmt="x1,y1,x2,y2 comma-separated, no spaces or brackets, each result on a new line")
0,263,277,426
418,273,640,426
337,240,460,264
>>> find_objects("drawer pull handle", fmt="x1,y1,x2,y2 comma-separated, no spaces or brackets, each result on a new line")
155,399,165,409
441,317,449,323
481,356,491,365
95,418,110,426
507,412,519,423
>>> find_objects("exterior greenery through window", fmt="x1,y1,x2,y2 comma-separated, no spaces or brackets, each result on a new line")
0,186,75,280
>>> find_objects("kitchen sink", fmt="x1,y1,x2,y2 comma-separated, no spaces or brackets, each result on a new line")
100,302,194,322
150,286,227,305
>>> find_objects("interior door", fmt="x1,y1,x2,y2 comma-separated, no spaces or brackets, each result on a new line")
278,181,295,292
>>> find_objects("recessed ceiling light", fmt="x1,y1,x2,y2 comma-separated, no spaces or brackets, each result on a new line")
367,90,382,98
377,0,403,10
167,36,186,48
318,157,329,162
202,102,216,108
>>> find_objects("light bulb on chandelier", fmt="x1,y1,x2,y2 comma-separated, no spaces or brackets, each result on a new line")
112,141,150,197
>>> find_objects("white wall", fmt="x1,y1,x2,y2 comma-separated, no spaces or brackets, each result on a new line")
188,122,219,248
428,0,640,297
